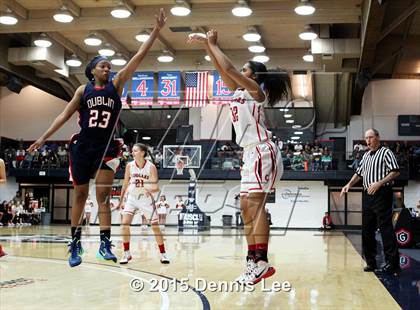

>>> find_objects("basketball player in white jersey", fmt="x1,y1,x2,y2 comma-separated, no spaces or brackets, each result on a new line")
188,30,290,284
118,143,169,264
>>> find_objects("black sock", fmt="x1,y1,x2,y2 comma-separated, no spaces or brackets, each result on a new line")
247,250,256,261
100,229,111,241
71,227,82,241
255,249,268,263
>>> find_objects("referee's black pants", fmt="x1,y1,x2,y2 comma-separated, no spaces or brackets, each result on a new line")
362,186,399,267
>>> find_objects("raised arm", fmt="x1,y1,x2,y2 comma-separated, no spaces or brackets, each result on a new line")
27,85,85,153
188,34,238,91
205,30,264,102
113,9,167,93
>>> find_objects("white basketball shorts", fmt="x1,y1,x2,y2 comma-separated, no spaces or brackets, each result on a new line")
240,140,283,195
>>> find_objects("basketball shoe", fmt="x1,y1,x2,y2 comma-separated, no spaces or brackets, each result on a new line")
119,251,132,264
68,239,83,267
97,237,117,262
160,253,170,264
235,257,257,284
250,262,276,284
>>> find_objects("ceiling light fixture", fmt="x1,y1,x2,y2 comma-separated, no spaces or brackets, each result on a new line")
204,55,211,61
53,7,74,23
294,131,304,135
171,0,191,16
299,25,318,40
157,51,174,63
242,27,261,42
111,3,131,19
292,124,302,129
286,120,295,124
0,9,18,25
84,33,102,46
98,44,116,57
252,54,269,63
294,0,316,16
248,42,266,53
232,0,252,17
303,53,314,62
65,55,82,67
142,136,152,141
34,33,52,48
111,54,127,66
135,30,150,42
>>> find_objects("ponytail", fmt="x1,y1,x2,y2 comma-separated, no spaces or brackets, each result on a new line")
263,68,291,106
247,61,291,106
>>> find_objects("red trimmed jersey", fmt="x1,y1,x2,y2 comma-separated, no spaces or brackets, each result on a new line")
230,88,272,148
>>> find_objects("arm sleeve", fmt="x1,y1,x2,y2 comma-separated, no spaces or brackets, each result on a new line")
384,149,400,172
355,155,365,177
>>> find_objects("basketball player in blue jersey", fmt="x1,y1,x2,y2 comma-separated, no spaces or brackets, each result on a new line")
28,9,167,267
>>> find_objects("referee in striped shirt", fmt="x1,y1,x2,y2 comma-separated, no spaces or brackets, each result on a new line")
341,129,400,274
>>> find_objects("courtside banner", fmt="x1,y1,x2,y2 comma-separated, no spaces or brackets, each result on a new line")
158,71,181,105
131,72,154,106
211,70,233,105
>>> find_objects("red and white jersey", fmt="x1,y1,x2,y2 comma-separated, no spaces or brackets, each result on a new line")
126,160,154,201
230,88,272,148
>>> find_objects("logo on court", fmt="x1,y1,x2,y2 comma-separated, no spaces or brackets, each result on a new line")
396,228,412,246
0,278,46,289
399,254,411,269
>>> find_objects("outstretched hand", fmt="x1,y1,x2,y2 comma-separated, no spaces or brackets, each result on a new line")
186,33,207,45
155,8,167,30
207,29,218,45
27,138,45,154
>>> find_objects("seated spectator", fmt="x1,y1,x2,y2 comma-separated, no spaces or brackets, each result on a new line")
312,150,322,171
57,145,68,167
321,149,332,170
12,203,24,226
322,212,334,230
294,142,303,152
21,152,34,169
291,152,304,171
282,152,292,170
349,146,362,169
15,147,25,168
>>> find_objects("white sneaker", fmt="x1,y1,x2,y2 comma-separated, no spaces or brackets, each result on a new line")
235,258,257,284
160,253,170,264
119,251,132,264
250,261,276,285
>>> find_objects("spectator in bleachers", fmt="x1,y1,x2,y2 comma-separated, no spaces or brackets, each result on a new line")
15,147,25,168
21,151,33,169
349,146,362,170
57,145,68,167
312,149,322,171
294,141,303,152
291,151,304,171
321,148,332,170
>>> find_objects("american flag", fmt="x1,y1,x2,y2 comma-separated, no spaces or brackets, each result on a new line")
185,71,208,107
